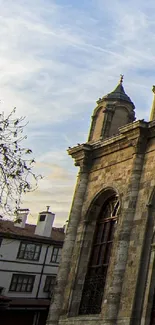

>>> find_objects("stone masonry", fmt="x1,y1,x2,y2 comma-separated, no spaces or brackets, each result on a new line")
47,78,155,325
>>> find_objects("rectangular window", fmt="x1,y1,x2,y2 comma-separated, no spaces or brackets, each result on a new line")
9,274,35,292
51,247,61,263
40,214,46,222
44,275,56,293
17,242,41,261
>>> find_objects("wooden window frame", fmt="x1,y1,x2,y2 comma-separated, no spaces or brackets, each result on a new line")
17,241,42,261
44,275,56,293
40,214,46,221
51,247,61,263
9,273,35,292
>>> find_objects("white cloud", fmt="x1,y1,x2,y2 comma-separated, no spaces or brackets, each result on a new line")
21,158,77,227
0,0,155,225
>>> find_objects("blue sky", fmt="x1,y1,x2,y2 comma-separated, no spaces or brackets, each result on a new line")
1,0,155,226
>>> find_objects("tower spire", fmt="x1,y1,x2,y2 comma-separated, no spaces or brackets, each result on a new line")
149,86,155,121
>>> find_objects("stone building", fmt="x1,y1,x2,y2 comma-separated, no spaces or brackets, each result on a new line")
47,77,155,325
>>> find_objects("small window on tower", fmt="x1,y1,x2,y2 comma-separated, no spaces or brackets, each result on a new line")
40,215,46,222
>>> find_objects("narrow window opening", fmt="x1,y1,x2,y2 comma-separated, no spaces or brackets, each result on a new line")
79,194,119,315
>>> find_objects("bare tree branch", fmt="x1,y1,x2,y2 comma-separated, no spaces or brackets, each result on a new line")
0,108,41,216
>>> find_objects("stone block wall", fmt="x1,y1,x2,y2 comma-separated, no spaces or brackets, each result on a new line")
48,121,155,325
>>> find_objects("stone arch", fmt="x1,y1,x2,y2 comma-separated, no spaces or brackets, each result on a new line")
84,186,120,224
68,186,120,316
88,105,104,141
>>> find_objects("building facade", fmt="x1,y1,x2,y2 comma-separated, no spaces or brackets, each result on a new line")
47,78,155,325
0,208,64,325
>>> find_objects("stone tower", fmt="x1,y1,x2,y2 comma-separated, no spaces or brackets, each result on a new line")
88,75,135,141
47,79,155,325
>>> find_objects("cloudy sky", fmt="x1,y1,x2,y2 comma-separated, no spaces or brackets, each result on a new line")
0,0,155,226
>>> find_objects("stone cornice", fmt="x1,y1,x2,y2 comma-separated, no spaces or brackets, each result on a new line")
91,120,148,156
68,120,149,165
67,143,91,156
119,119,148,134
67,144,92,170
147,119,155,138
149,120,155,128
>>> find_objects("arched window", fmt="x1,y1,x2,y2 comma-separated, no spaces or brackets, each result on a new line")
79,194,119,315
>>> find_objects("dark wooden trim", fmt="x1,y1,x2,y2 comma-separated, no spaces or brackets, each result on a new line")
45,262,60,267
0,259,59,267
36,244,49,298
8,306,49,311
0,269,58,275
0,232,64,246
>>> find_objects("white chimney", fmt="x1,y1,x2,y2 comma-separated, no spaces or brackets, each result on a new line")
35,206,55,237
14,209,29,228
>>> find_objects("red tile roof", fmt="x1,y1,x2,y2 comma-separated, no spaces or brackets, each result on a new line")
0,219,65,243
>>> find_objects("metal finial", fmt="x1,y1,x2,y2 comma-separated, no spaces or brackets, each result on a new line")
120,74,124,83
152,85,155,94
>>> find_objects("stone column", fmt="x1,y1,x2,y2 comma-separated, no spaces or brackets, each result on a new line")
141,243,155,325
46,145,91,325
103,125,148,325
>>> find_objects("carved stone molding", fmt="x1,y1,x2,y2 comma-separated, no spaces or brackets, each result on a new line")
68,144,92,172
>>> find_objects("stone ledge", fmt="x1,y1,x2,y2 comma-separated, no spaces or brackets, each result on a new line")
59,315,100,325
